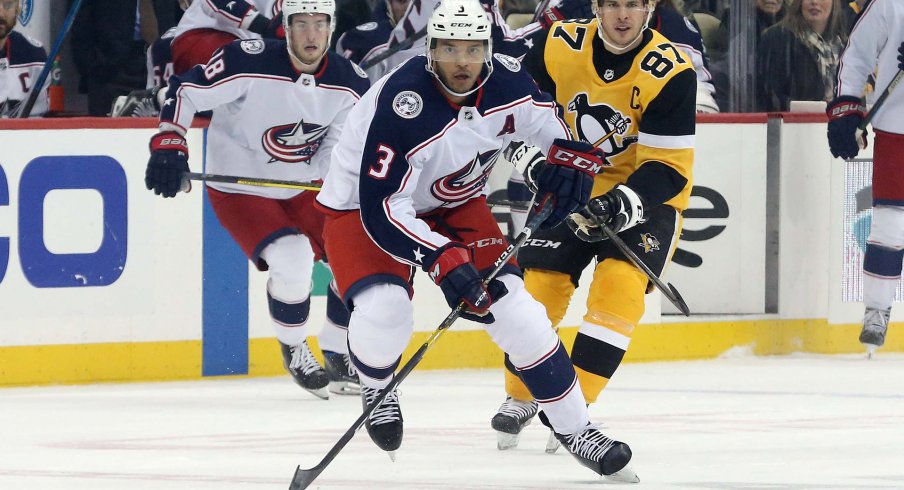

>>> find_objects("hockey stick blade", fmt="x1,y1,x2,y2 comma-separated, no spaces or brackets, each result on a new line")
600,224,690,316
182,172,322,192
288,204,552,489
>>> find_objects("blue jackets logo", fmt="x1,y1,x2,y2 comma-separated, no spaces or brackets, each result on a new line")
262,120,328,163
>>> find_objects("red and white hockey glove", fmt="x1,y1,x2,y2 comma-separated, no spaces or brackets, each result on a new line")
146,131,190,198
424,242,508,324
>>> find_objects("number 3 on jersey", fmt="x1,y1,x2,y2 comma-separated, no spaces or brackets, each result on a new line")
369,144,396,179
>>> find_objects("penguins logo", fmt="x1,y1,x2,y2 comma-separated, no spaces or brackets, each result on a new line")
431,149,501,203
567,93,637,164
261,120,328,163
638,233,660,253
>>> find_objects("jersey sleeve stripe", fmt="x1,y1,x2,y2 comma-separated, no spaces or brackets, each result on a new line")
638,132,694,149
204,0,243,25
318,83,362,100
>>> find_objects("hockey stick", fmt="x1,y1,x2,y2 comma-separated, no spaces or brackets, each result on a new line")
17,0,84,118
360,26,428,70
288,203,553,490
855,68,904,149
600,224,690,316
182,172,322,191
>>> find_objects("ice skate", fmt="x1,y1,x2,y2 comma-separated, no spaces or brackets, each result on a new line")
323,350,360,395
540,412,638,483
110,88,161,117
491,396,538,450
362,385,403,459
280,341,329,399
545,430,561,454
860,307,890,359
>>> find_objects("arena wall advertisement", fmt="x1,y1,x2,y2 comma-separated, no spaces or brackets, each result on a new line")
0,115,899,387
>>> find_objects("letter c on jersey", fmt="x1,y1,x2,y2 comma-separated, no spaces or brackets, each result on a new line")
11,156,128,287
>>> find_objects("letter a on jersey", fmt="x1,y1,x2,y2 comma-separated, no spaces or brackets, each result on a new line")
497,114,516,137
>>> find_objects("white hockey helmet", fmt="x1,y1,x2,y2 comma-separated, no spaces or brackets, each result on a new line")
282,0,336,31
425,0,494,97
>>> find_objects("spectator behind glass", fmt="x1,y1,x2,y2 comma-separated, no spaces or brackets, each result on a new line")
756,0,848,111
714,0,785,54
0,0,48,117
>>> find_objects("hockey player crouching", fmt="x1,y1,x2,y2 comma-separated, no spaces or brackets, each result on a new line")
144,0,370,398
315,0,638,481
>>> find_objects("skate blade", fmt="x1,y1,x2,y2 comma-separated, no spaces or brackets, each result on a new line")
545,431,561,454
387,450,397,462
496,431,521,450
605,465,640,483
304,386,330,400
862,343,879,360
328,381,361,396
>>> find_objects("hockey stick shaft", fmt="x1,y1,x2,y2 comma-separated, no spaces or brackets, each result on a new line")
18,0,84,118
856,69,904,149
183,172,322,191
288,203,553,490
600,224,690,316
360,26,428,70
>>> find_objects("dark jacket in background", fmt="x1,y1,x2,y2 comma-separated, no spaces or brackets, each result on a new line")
70,0,146,115
756,24,827,111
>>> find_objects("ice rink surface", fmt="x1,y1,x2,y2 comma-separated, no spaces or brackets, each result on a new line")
2,353,903,490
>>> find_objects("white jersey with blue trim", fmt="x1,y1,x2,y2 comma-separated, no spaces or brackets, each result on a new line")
173,0,279,42
317,54,571,266
159,39,370,199
0,31,49,118
836,0,904,134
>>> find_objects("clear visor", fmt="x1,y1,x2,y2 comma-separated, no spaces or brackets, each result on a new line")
287,16,331,33
430,41,490,64
593,0,649,15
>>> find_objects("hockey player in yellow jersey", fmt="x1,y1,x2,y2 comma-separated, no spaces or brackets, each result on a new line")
491,0,695,453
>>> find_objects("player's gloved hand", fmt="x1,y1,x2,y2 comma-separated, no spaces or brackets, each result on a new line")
530,139,602,229
898,41,904,71
538,0,594,29
826,96,866,159
264,12,285,39
566,184,645,242
424,242,508,324
248,14,274,36
146,131,190,198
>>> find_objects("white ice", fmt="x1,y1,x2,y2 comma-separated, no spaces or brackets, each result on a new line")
2,353,903,489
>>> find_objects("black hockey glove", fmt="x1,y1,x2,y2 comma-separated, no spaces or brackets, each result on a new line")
898,41,904,71
538,0,594,29
247,14,273,36
531,139,602,229
146,131,190,198
566,185,646,242
826,96,866,159
424,242,508,324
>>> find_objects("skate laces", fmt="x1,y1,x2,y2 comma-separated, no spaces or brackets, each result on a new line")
864,308,890,331
289,342,322,376
565,424,616,462
344,354,358,378
497,397,538,421
364,387,401,426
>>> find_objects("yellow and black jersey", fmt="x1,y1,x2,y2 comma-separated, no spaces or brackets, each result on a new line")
524,20,696,211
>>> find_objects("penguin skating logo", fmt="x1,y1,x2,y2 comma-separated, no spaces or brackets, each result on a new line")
261,120,328,163
431,149,501,203
567,93,637,165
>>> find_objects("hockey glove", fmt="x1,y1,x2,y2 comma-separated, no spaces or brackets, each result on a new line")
531,139,602,229
826,96,866,159
898,41,904,71
146,131,190,198
566,185,646,242
247,14,273,36
424,242,508,324
538,0,594,29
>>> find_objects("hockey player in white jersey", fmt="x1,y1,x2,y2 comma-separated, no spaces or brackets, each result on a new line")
0,0,48,117
316,0,637,481
827,0,904,357
145,0,370,397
